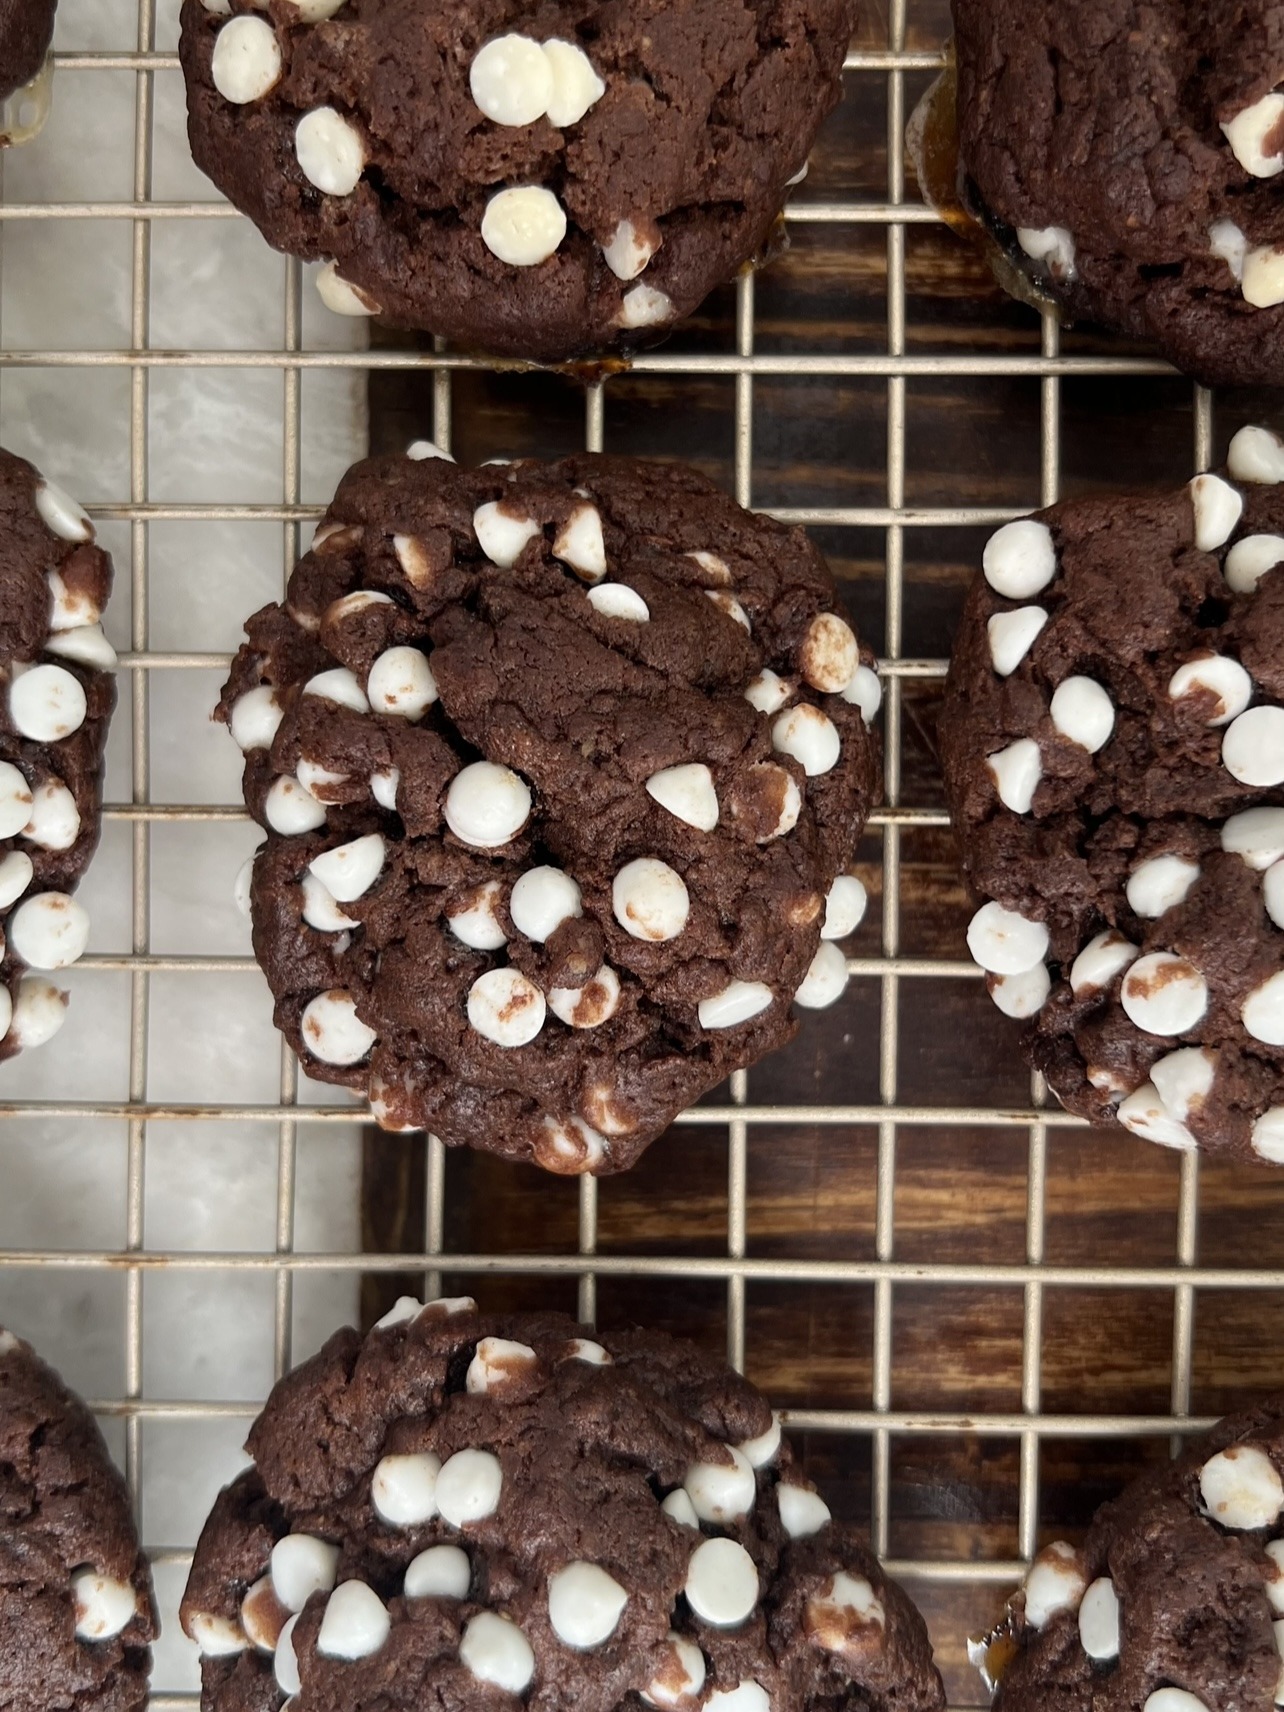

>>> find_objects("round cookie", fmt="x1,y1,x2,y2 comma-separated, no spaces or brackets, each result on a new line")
951,0,1284,389
939,425,1284,1165
0,1327,157,1712
0,0,55,142
978,1398,1284,1711
180,1296,945,1712
0,447,117,1061
178,0,857,362
218,448,880,1174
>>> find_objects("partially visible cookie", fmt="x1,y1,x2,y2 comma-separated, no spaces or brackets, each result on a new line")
979,1398,1284,1711
181,1296,945,1712
0,1327,157,1712
0,447,117,1060
940,425,1284,1164
0,0,55,141
951,0,1284,388
178,0,857,361
219,447,880,1175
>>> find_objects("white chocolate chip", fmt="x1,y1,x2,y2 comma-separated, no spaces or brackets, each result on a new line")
460,1612,535,1692
45,625,117,672
795,941,849,1009
295,107,365,195
188,1613,248,1657
22,780,79,851
1264,859,1284,929
394,535,435,588
1269,1538,1284,1607
1222,805,1284,867
301,989,376,1064
36,480,93,543
447,880,507,951
536,1113,607,1172
9,892,88,970
987,606,1048,676
1117,1082,1196,1150
548,1561,628,1648
772,704,840,776
565,1338,610,1365
661,1488,699,1528
474,500,541,568
1144,1691,1210,1712
686,550,732,585
612,856,689,941
805,1572,885,1655
372,1452,441,1526
72,1571,136,1640
1244,245,1284,308
684,1537,758,1628
271,1534,339,1613
1223,90,1284,176
1120,952,1208,1036
642,1632,705,1709
990,963,1050,1019
367,647,437,720
684,1447,756,1523
1169,653,1253,723
436,1448,503,1527
967,901,1048,976
553,502,607,581
603,219,659,281
543,39,606,127
0,850,34,911
618,284,675,329
1263,1112,1284,1171
548,965,621,1029
588,583,649,621
317,1581,390,1659
241,1577,289,1652
1151,1046,1216,1121
46,568,99,630
510,866,582,941
822,875,867,940
1225,533,1284,594
697,980,774,1030
315,260,380,316
705,590,750,632
1230,425,1284,485
9,663,86,742
404,1545,471,1600
706,1685,768,1712
1244,971,1284,1044
266,775,327,835
1210,218,1248,280
983,519,1057,599
467,967,546,1047
482,186,568,267
309,833,385,903
1022,1541,1086,1629
406,439,454,463
231,686,283,752
840,663,882,724
1016,225,1076,278
444,761,532,848
8,975,65,1047
1200,1443,1284,1529
1050,676,1114,753
275,1615,300,1696
371,767,399,812
373,1295,422,1329
800,613,858,693
1077,1577,1120,1662
469,35,554,127
303,873,357,937
212,15,281,103
289,0,349,17
1223,705,1284,786
646,763,719,832
745,670,792,716
467,1336,537,1393
1126,853,1200,919
305,666,369,714
986,737,1042,812
1190,473,1244,549
0,763,33,839
777,1483,831,1537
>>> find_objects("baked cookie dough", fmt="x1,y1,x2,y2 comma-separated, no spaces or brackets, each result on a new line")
978,1398,1284,1711
0,447,117,1061
0,0,55,144
219,448,880,1174
951,0,1284,388
181,1297,945,1712
0,1327,157,1712
178,0,857,361
940,425,1284,1164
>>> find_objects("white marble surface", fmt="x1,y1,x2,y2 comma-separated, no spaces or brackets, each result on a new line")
0,0,369,1694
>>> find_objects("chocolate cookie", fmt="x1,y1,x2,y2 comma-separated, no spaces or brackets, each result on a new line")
218,448,879,1174
0,0,55,142
951,0,1284,388
178,0,857,362
0,448,117,1061
0,1327,157,1712
978,1398,1284,1712
939,424,1284,1165
181,1296,945,1712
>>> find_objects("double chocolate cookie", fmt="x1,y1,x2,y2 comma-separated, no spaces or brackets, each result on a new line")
181,1297,945,1712
940,425,1284,1164
981,1398,1284,1711
951,0,1284,388
0,0,54,144
220,448,879,1174
0,447,117,1061
0,1327,157,1712
179,0,857,361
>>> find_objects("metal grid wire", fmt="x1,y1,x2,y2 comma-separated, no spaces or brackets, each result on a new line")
0,2,1254,1706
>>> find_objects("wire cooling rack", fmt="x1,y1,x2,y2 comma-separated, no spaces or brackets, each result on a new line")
4,1,1284,1707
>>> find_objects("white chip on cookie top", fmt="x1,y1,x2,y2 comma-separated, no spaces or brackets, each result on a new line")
543,40,607,127
72,1571,137,1640
1229,425,1284,485
1223,89,1284,177
989,962,1051,1020
799,613,858,693
0,763,33,840
1190,472,1244,550
698,980,774,1030
1125,853,1200,919
548,965,621,1029
1223,705,1284,786
1077,1576,1120,1663
613,857,689,942
444,761,532,848
646,764,720,833
684,1537,759,1627
510,866,582,942
266,775,328,835
618,284,676,329
1200,1443,1284,1530
986,737,1042,813
460,1611,535,1691
547,1561,628,1648
36,479,94,544
1117,1080,1197,1151
308,833,385,903
987,605,1048,676
9,892,89,971
642,1632,706,1708
1243,972,1284,1046
684,1446,757,1523
553,501,607,581
1120,953,1208,1037
1225,533,1284,594
1168,653,1253,723
271,1534,339,1613
371,1452,441,1526
317,1580,390,1659
436,1448,503,1526
772,704,840,777
295,106,366,197
1050,676,1114,754
794,941,849,1009
982,519,1057,599
447,880,507,950
588,582,649,621
10,663,87,743
467,1336,538,1393
603,219,661,282
1222,806,1284,868
1243,245,1284,309
481,186,568,268
469,35,554,127
967,901,1048,976
367,647,437,719
467,967,546,1047
22,779,80,852
1016,225,1076,279
1021,1541,1086,1630
404,1545,471,1599
212,15,282,104
474,499,541,568
301,989,376,1064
